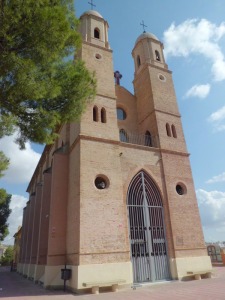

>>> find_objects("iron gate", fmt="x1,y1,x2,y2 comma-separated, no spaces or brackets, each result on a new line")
127,171,170,283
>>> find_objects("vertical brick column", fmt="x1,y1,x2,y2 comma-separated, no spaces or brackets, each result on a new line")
37,172,52,266
47,153,69,266
18,207,27,270
30,184,43,266
23,200,31,275
27,194,36,278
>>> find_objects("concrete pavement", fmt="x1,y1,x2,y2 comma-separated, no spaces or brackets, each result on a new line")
1,264,225,299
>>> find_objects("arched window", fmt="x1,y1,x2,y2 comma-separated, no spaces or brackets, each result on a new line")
171,124,177,138
93,106,98,122
145,131,152,147
137,55,141,67
117,108,126,120
101,107,106,123
155,50,161,61
94,28,100,39
166,123,171,137
119,129,128,142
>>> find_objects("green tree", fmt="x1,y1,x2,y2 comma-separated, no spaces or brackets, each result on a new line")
0,113,12,178
0,0,96,149
0,189,11,241
0,245,13,265
0,151,9,178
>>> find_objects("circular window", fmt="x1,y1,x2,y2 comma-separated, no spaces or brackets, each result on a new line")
117,108,126,120
158,73,166,82
95,176,108,190
95,53,102,60
176,183,187,195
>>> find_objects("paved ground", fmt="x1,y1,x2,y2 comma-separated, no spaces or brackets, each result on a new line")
1,264,225,300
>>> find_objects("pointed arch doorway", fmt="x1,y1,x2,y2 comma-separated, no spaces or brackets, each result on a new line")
127,171,170,283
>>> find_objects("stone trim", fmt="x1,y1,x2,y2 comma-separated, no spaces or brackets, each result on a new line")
83,41,113,53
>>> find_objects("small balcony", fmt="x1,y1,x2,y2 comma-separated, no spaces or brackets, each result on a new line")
119,130,158,148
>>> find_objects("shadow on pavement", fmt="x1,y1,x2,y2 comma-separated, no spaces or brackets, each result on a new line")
0,266,74,298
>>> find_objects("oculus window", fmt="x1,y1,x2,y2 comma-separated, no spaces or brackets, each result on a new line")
176,183,187,195
95,176,108,189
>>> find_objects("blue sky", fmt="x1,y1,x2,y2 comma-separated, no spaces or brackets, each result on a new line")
1,0,225,244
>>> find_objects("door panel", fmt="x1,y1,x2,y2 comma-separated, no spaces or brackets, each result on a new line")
127,171,170,283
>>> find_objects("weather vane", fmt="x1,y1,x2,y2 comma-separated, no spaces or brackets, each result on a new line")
88,0,96,10
140,20,147,33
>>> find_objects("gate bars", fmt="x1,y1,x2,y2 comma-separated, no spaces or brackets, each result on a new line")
127,171,170,283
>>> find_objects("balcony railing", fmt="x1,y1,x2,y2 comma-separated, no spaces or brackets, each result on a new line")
119,130,158,148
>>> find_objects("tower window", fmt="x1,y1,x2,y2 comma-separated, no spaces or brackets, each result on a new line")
101,107,106,123
93,106,98,122
166,123,171,137
155,50,161,61
145,131,152,147
171,124,177,138
117,108,126,120
119,129,128,142
137,55,141,67
94,28,100,39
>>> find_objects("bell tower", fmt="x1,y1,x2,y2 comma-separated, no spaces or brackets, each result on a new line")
65,9,132,291
132,32,211,279
79,9,110,49
132,32,187,152
77,10,119,141
133,32,167,71
78,10,115,99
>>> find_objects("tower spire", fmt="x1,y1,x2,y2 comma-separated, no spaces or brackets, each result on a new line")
88,0,96,10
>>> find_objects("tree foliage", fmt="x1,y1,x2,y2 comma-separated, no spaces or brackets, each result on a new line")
0,189,11,241
0,151,9,178
0,0,96,149
0,245,13,265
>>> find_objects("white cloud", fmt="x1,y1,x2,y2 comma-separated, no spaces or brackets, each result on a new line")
207,172,225,184
208,105,225,132
197,189,225,234
0,133,41,184
185,84,211,99
3,194,28,245
212,60,225,81
214,125,225,131
209,105,225,122
163,19,225,81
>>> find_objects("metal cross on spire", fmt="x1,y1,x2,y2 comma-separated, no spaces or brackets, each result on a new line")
140,20,147,33
88,0,96,10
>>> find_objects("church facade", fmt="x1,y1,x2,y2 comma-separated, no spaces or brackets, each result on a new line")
18,9,211,292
